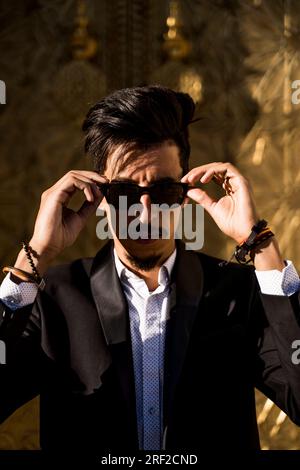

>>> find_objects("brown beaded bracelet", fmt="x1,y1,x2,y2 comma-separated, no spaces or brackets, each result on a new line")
22,242,42,282
21,241,46,289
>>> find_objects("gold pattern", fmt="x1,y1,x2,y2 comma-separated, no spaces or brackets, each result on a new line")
53,0,106,119
71,0,98,60
0,0,300,451
151,0,202,104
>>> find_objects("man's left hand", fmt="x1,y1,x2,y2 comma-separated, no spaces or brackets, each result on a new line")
181,162,259,244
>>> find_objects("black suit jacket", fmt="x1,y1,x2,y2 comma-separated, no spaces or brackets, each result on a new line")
0,240,300,452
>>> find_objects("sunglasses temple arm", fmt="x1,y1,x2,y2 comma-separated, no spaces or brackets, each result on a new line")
95,182,108,192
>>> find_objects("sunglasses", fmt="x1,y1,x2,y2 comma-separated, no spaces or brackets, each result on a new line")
97,180,193,208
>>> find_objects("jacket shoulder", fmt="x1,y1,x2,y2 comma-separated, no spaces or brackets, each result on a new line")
43,242,112,287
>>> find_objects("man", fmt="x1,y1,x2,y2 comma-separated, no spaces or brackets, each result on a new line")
0,85,300,453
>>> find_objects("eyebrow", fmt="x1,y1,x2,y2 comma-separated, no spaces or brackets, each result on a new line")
111,176,178,184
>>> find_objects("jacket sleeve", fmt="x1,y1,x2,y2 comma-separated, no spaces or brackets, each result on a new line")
250,277,300,426
0,299,43,423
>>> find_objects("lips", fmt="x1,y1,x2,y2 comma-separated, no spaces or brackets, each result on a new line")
134,227,162,244
119,224,169,241
134,238,157,245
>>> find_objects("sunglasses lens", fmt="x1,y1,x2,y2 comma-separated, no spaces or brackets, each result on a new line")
105,182,187,208
106,183,139,208
151,183,186,205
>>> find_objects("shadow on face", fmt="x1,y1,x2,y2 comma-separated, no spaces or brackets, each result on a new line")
98,140,188,269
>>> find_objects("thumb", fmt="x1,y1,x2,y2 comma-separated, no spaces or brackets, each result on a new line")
187,188,216,214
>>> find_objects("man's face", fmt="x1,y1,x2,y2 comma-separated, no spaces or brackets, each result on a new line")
101,140,185,269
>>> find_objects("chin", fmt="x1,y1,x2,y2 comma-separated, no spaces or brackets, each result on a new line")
121,238,170,257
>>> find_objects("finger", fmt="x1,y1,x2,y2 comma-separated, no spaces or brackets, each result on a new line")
67,174,108,200
76,184,103,220
182,162,241,184
186,168,242,196
56,177,97,205
181,163,223,183
77,197,101,222
200,169,225,183
50,171,108,195
187,188,216,213
60,173,108,190
90,182,104,203
73,178,95,202
182,167,214,184
181,173,190,183
65,170,109,184
70,176,108,201
82,181,107,202
84,188,94,202
200,171,237,196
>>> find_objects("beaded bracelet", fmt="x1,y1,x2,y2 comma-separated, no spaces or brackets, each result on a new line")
21,241,45,289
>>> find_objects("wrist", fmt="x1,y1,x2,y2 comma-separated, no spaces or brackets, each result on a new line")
252,237,286,271
233,216,259,245
14,239,54,277
29,238,58,262
235,220,273,263
220,219,282,269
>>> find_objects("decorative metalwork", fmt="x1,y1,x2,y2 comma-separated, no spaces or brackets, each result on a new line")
151,0,202,104
234,0,300,448
53,0,106,119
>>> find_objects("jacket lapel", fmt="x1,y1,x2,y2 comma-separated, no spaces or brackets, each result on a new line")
90,241,128,345
90,241,138,447
164,240,204,426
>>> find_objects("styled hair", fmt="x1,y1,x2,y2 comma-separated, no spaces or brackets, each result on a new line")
82,85,195,176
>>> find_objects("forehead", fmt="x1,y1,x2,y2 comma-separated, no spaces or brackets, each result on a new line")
105,141,182,182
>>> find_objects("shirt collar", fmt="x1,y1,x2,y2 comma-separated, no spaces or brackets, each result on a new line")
113,246,177,288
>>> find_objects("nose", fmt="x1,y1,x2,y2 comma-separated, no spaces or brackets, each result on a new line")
139,193,152,225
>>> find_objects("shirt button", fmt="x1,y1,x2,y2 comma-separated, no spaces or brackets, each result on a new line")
5,295,21,305
147,317,156,326
147,348,155,357
148,407,156,416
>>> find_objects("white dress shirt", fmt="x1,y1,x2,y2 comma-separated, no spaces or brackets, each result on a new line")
113,248,176,450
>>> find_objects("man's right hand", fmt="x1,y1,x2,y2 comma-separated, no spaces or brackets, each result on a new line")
14,170,107,276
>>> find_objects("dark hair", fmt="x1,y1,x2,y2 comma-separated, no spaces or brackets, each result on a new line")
82,85,195,176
